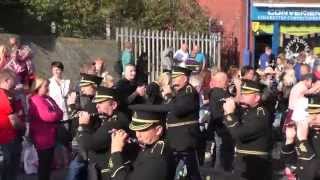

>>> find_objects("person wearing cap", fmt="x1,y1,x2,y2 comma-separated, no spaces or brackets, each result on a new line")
65,73,103,180
76,87,131,180
108,108,173,180
222,80,272,180
130,65,201,180
67,73,103,135
281,94,320,180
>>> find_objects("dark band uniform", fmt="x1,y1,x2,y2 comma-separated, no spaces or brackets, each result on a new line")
69,74,103,137
281,95,320,180
77,87,131,180
109,108,173,180
224,80,272,180
129,66,201,180
208,87,235,170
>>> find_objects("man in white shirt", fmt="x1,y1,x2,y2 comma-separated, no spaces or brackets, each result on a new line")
288,74,320,126
173,42,189,67
48,61,70,123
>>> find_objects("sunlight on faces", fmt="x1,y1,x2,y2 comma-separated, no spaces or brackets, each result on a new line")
244,70,255,81
240,93,260,108
80,84,96,96
96,100,118,116
124,65,136,81
306,79,313,89
172,75,188,91
135,125,163,145
51,66,63,78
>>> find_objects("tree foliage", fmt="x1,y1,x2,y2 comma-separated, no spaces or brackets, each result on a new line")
22,0,210,37
111,0,210,32
23,0,110,37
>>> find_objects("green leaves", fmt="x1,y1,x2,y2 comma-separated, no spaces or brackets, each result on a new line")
22,0,210,37
109,0,209,32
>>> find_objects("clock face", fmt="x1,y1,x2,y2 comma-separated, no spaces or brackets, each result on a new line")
285,37,311,59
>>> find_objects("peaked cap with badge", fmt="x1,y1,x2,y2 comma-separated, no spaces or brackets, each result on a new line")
93,86,118,103
241,80,263,94
79,73,103,87
171,66,192,78
129,105,165,131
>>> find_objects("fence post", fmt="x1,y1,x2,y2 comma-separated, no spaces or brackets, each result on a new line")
217,33,222,70
147,29,151,83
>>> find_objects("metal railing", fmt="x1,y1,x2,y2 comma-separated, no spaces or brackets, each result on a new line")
116,27,221,82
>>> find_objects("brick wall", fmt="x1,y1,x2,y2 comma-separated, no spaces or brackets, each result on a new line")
0,34,120,84
198,0,246,66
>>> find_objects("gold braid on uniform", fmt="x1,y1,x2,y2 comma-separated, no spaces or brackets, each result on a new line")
110,114,117,122
151,140,165,155
110,161,131,178
257,107,265,116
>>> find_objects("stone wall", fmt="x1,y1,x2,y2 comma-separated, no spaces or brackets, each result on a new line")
0,34,120,86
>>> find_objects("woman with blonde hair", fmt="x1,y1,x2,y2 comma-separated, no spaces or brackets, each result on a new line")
0,45,9,70
28,76,63,180
156,72,173,102
101,73,115,88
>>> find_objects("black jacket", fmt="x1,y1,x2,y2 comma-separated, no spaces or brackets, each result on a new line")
78,112,131,170
129,84,200,151
109,140,174,180
224,105,272,155
115,78,145,114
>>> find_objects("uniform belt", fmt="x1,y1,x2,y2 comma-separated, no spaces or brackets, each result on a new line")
166,120,198,128
235,147,269,156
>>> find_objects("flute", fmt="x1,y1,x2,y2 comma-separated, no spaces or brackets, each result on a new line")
72,112,106,118
107,130,139,144
61,112,107,124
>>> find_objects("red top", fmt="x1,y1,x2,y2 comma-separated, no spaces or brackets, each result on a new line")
0,89,17,144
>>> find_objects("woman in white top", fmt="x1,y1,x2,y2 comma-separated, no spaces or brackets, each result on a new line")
48,61,70,123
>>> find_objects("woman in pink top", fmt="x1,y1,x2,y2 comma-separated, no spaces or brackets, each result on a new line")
28,76,63,180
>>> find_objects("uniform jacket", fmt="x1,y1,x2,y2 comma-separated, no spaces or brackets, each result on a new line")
129,84,200,151
109,140,174,180
78,112,131,171
224,105,272,155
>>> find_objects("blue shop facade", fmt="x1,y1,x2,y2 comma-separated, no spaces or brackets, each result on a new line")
251,3,320,65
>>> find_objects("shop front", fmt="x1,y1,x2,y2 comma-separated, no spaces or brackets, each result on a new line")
251,3,320,66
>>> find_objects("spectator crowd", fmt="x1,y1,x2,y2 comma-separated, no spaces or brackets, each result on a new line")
1,37,320,180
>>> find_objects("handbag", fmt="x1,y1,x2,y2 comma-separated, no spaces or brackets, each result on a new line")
21,138,38,174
